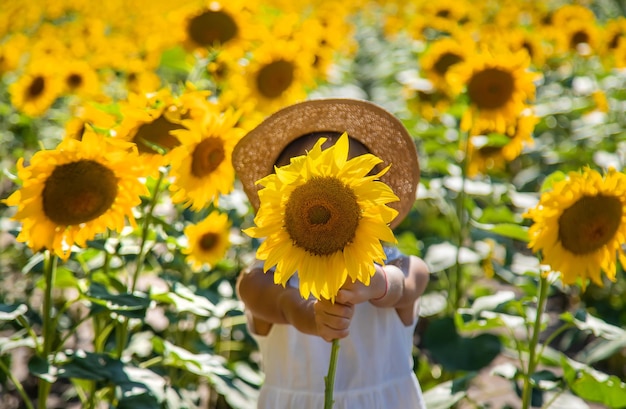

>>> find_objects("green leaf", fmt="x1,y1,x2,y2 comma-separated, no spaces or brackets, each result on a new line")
0,304,28,322
0,336,37,354
477,206,519,224
424,242,480,273
576,337,626,366
422,379,467,409
540,171,567,192
561,356,626,408
151,283,216,317
52,266,80,289
153,337,231,378
471,132,511,148
560,310,626,340
28,355,57,383
86,283,151,319
159,46,193,74
396,231,422,257
472,221,529,242
52,350,166,405
464,291,516,314
423,317,502,372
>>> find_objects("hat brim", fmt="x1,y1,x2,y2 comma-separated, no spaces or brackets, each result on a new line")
232,98,420,229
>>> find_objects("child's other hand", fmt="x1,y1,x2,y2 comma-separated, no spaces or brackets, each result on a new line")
313,299,354,342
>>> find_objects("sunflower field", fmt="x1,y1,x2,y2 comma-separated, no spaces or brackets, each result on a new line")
2,0,626,408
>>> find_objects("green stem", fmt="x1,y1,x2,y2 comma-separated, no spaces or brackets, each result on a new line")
0,358,35,409
521,274,550,409
17,316,40,352
131,171,164,292
451,131,471,312
38,251,57,409
115,171,165,360
324,339,340,409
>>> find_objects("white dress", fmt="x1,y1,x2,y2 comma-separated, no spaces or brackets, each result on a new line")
250,250,426,409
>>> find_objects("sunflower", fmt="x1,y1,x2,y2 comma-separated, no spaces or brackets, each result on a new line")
590,90,609,113
243,133,399,301
115,89,187,173
177,0,255,57
293,4,357,81
64,102,118,141
603,17,626,54
554,20,601,57
447,49,537,133
59,59,101,98
183,211,231,270
408,0,478,38
466,111,538,177
0,33,28,76
402,85,453,122
420,36,474,92
501,27,547,69
241,37,314,114
550,4,596,28
3,130,148,260
614,41,626,69
524,167,626,289
167,109,244,210
9,61,63,117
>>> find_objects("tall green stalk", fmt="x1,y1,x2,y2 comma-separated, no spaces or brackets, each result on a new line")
521,274,549,409
451,131,471,312
38,251,57,409
115,171,165,359
324,339,341,409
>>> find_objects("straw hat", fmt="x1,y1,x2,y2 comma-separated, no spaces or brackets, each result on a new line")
232,98,420,228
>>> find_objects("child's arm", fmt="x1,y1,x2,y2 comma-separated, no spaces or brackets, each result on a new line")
236,264,354,341
337,255,429,321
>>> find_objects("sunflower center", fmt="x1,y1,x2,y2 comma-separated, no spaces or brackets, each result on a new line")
478,146,503,158
609,34,622,50
188,10,237,46
571,30,590,48
133,115,184,154
199,232,219,251
308,205,331,225
284,177,360,256
467,68,515,110
522,41,535,58
66,73,83,89
558,195,622,255
434,52,463,76
42,160,119,226
28,76,45,98
256,60,294,99
191,137,225,178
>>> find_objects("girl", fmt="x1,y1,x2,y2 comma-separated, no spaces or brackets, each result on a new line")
233,98,429,409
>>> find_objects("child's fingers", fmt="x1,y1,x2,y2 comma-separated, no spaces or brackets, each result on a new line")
314,300,354,341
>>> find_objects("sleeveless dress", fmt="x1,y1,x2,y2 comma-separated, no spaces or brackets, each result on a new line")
250,248,426,409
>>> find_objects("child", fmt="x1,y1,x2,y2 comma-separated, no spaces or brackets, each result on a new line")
232,99,430,409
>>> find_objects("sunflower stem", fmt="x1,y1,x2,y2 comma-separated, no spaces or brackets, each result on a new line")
0,358,35,409
38,251,57,409
521,274,550,409
115,171,165,360
451,130,471,312
131,170,165,292
324,338,340,409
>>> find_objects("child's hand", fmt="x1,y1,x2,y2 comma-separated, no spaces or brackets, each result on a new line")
313,298,354,342
336,265,387,305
